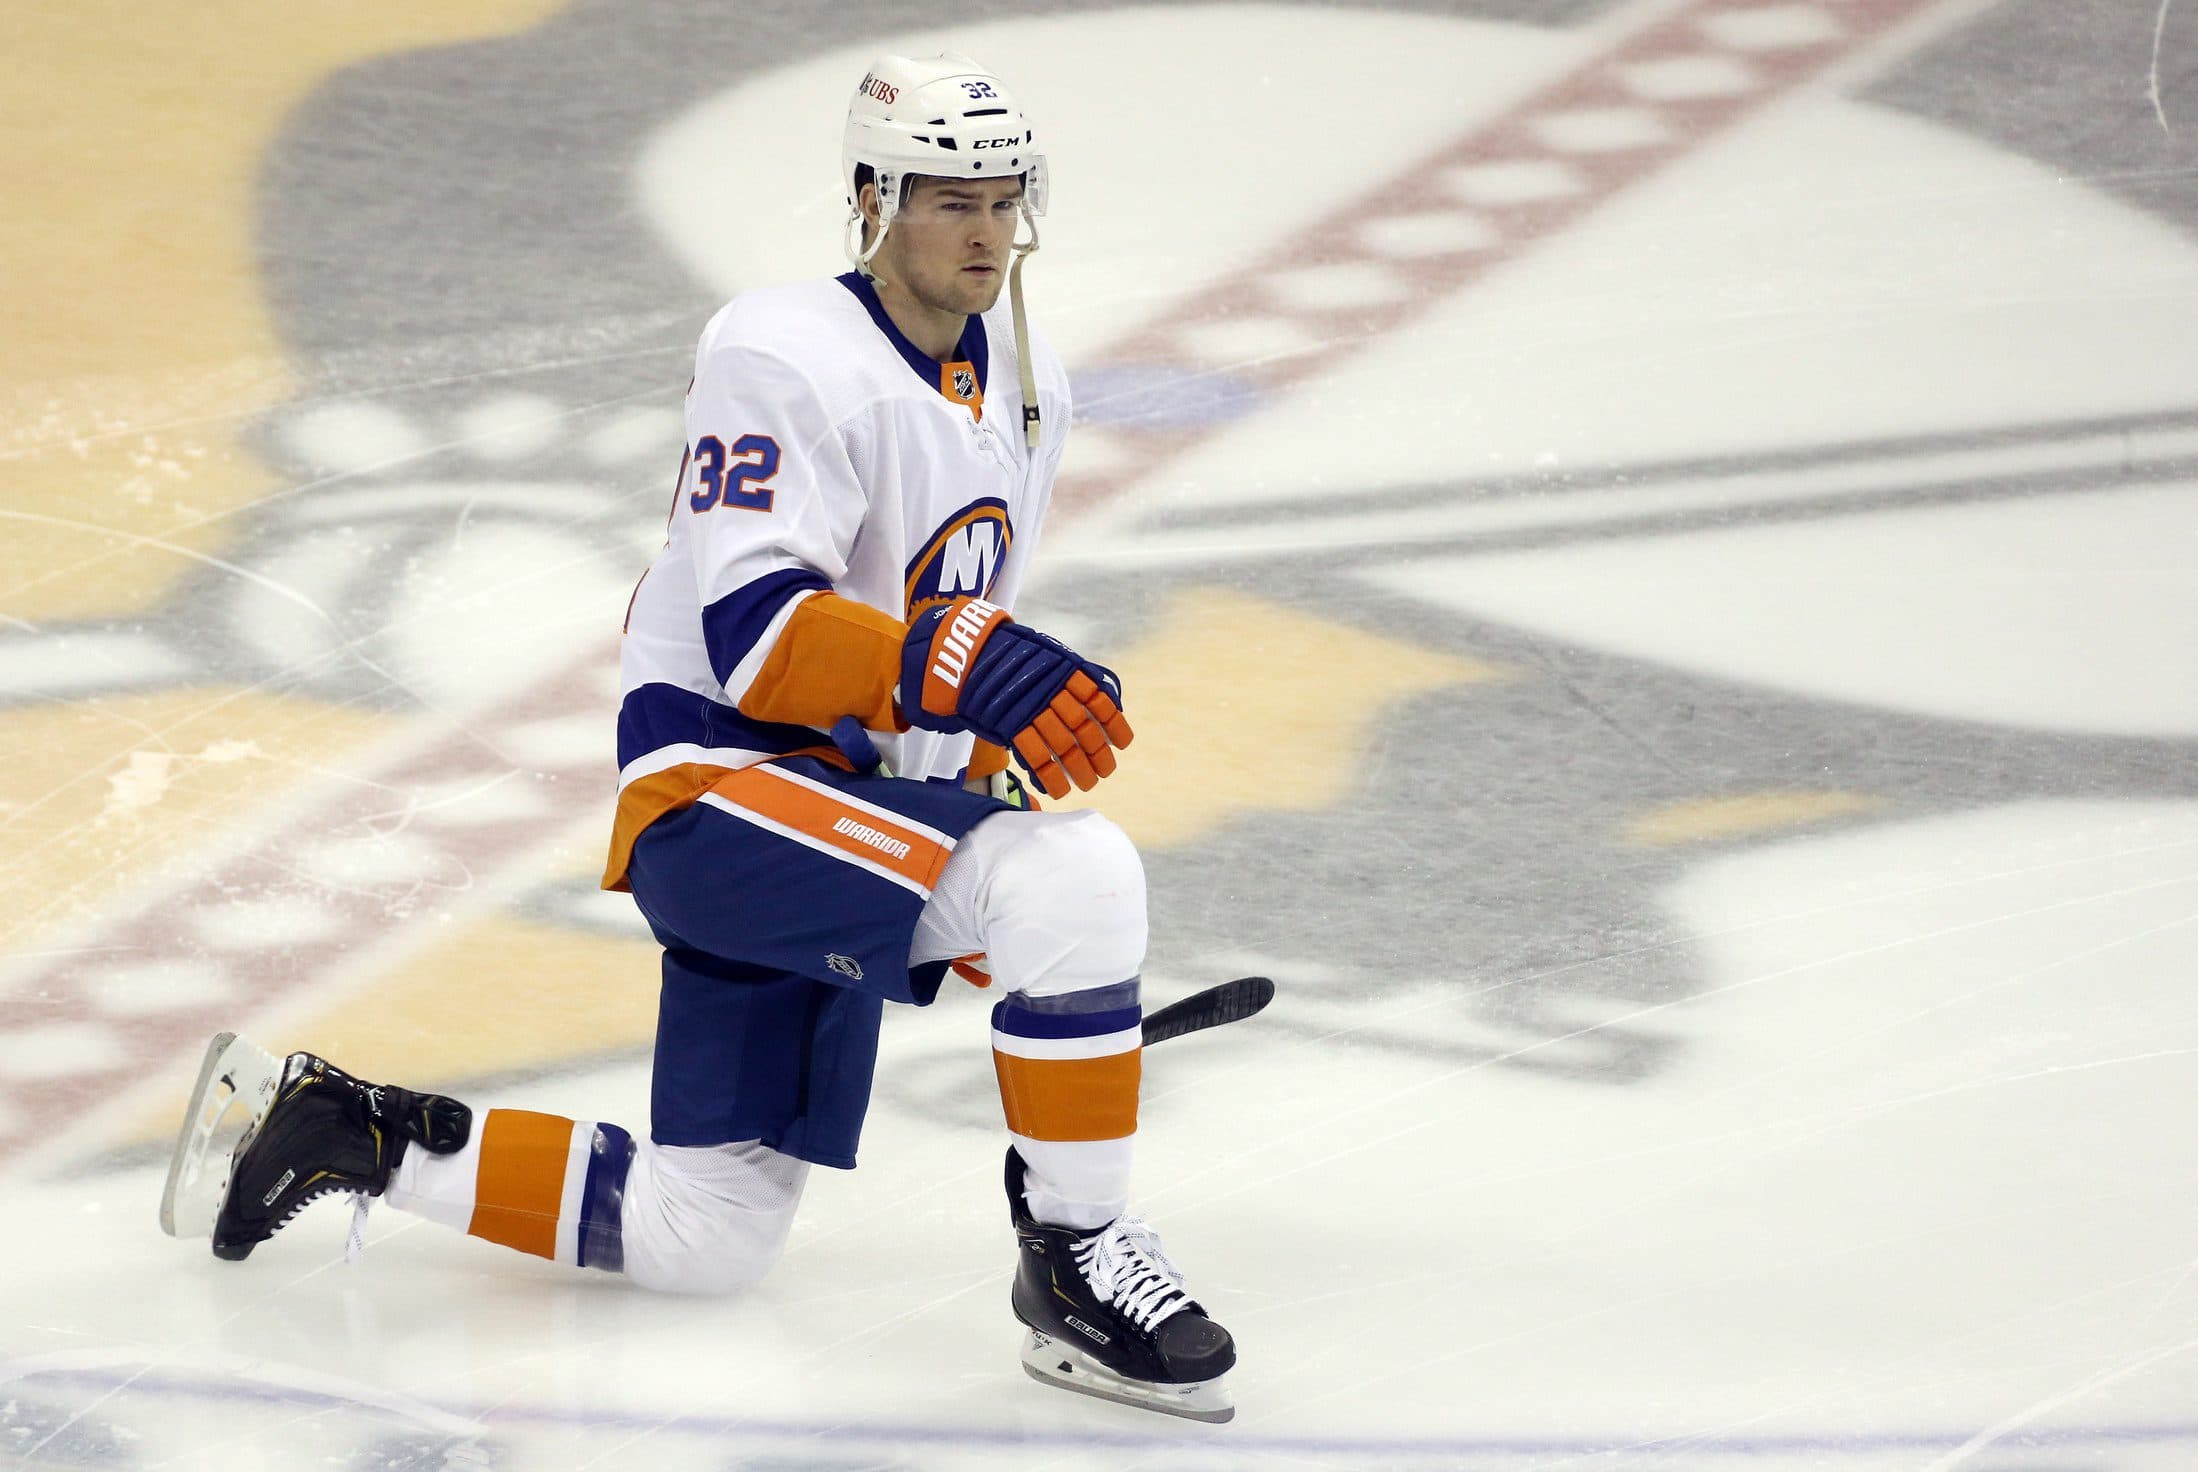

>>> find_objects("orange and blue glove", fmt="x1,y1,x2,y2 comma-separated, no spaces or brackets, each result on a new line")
899,597,1132,800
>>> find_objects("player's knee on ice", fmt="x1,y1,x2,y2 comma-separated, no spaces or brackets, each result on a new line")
619,1141,808,1295
949,809,1146,995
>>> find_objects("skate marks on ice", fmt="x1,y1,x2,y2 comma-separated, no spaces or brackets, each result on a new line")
6,1356,2198,1470
1,0,2085,1177
0,0,572,635
5,3,2198,1467
1217,801,2198,1456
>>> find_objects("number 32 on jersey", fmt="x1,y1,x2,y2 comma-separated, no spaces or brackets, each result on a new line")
689,433,780,514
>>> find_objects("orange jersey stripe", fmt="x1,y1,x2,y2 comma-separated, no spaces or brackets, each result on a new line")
738,592,907,733
603,763,728,892
467,1109,574,1260
708,766,954,893
992,1049,1141,1142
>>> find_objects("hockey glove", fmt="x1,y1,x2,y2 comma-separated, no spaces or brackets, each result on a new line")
900,597,1133,799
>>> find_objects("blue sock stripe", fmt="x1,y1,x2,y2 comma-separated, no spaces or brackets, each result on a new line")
992,980,1142,1042
994,977,1140,1018
575,1122,635,1273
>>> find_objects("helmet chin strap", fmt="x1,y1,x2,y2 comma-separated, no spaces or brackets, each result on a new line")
1011,205,1042,451
848,209,890,280
848,171,899,279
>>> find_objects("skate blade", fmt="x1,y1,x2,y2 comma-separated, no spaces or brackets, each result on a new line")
1019,1329,1234,1423
159,1032,284,1239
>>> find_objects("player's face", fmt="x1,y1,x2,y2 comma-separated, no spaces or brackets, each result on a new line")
877,176,1025,318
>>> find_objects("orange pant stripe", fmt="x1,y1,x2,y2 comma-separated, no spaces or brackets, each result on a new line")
710,766,953,892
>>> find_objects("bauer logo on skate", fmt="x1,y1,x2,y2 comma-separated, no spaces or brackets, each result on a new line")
904,499,1011,622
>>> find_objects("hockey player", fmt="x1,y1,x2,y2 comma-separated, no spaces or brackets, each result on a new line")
163,53,1236,1421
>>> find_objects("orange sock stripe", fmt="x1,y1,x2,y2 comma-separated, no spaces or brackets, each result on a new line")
992,1049,1141,1142
467,1109,574,1260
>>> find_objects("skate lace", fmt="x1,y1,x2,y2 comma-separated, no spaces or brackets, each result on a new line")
1073,1215,1193,1333
344,1192,372,1264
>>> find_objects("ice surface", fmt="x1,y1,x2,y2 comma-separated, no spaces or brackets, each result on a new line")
5,0,2198,1467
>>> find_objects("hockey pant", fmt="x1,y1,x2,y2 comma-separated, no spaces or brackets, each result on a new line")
382,807,1144,1293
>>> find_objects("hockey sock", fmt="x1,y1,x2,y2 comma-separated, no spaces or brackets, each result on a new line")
990,980,1140,1230
384,1107,635,1270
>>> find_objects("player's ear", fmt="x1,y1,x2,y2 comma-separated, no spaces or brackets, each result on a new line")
858,182,882,227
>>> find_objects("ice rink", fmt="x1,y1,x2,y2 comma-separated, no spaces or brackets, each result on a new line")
6,0,2198,1466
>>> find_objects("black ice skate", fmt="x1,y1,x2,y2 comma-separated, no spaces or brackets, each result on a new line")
1005,1148,1236,1422
160,1033,470,1260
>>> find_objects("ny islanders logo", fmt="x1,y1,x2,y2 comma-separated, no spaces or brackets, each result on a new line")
905,498,1012,620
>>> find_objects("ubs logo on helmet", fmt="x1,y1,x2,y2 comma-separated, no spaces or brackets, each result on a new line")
906,498,1012,620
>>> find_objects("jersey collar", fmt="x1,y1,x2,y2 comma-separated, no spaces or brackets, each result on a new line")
837,271,990,399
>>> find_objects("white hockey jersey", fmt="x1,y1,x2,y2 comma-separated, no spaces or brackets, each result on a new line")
603,272,1072,889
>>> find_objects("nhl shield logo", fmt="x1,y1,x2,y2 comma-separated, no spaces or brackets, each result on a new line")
952,366,977,399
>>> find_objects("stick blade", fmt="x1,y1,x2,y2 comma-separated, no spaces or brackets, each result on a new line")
1140,975,1274,1047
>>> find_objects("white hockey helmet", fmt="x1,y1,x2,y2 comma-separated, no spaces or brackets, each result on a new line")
842,51,1047,270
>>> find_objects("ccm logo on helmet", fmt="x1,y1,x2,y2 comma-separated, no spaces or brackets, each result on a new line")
972,137,1019,149
858,74,898,104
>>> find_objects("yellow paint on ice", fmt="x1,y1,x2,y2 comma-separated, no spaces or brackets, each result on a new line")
124,912,658,1147
0,690,392,951
0,0,569,622
1049,587,1507,848
1625,791,1885,847
286,914,661,1088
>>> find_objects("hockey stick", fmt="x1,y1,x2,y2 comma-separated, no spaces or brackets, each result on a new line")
1140,976,1274,1047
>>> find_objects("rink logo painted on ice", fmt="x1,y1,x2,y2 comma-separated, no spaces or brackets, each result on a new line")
905,498,1012,621
831,815,912,861
1,0,2021,1186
